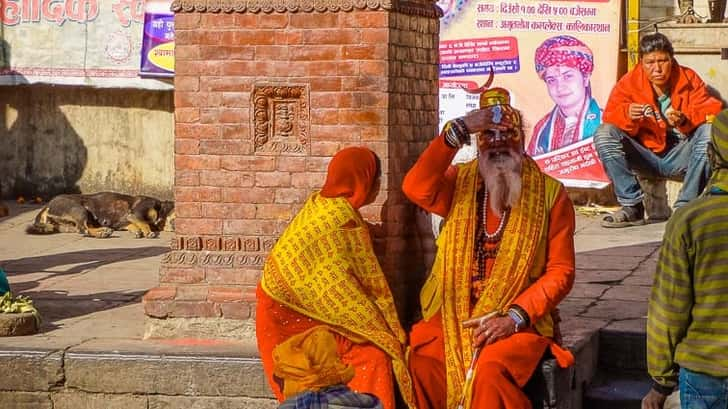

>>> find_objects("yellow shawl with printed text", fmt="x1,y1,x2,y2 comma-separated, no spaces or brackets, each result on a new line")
423,158,554,409
260,192,415,409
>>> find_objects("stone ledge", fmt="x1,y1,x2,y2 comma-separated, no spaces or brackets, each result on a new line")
0,349,64,391
0,391,52,409
64,338,271,398
657,22,728,51
0,390,278,409
0,324,603,408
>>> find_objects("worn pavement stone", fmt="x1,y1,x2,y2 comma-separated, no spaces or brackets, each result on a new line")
601,285,652,302
570,283,610,299
0,349,63,391
581,300,647,320
574,269,631,284
574,242,660,258
558,297,595,316
52,391,147,409
65,338,271,398
576,254,646,271
0,391,52,409
149,395,278,409
144,316,255,340
624,260,658,285
604,318,647,333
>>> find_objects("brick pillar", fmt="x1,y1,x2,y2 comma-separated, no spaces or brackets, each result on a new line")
143,0,441,340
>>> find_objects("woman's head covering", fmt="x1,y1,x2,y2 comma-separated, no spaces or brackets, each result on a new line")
320,147,380,209
534,35,594,79
273,326,356,399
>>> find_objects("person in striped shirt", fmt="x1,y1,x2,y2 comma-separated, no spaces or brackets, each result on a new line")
642,109,728,409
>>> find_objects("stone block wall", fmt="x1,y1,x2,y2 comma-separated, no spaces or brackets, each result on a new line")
143,2,441,339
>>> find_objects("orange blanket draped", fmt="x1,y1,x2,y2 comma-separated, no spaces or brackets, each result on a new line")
256,285,397,409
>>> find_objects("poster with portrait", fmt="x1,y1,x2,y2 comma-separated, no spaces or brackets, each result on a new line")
437,0,620,188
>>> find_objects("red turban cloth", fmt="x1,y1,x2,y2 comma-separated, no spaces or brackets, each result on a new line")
320,147,379,209
534,35,594,79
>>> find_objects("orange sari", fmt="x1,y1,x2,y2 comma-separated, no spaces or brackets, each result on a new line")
256,285,396,408
256,147,415,409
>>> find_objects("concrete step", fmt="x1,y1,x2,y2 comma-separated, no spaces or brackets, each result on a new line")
583,328,651,409
583,369,652,409
598,329,647,371
0,317,607,409
0,338,278,409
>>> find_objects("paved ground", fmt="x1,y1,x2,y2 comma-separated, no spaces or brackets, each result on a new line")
0,200,170,346
0,199,666,348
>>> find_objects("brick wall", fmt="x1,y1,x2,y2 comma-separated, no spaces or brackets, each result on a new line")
143,4,440,338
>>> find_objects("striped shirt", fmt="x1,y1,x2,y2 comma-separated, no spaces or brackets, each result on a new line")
647,177,728,390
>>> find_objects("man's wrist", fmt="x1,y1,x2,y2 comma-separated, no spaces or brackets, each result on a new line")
507,305,530,332
443,118,469,149
650,380,675,396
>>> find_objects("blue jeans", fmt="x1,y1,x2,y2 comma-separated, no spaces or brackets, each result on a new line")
593,124,712,208
680,368,728,409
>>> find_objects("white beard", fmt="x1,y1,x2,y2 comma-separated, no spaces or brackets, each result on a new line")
478,148,523,217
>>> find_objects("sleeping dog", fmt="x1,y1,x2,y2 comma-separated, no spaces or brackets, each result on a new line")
26,192,174,238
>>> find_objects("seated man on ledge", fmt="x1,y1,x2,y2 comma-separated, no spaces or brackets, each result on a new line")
256,147,416,409
403,82,575,409
594,32,723,228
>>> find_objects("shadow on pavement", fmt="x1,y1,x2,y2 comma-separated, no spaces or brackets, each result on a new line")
1,246,168,277
30,289,146,333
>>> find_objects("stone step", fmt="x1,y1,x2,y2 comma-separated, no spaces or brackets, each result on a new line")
598,329,647,371
0,322,605,409
582,369,652,409
0,338,278,409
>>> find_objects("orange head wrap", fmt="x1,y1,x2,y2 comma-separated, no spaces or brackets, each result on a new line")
465,71,524,152
320,147,380,209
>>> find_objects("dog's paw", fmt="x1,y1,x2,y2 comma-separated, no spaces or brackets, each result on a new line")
98,227,113,238
145,231,159,239
133,230,144,239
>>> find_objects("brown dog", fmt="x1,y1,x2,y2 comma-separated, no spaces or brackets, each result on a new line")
26,192,174,238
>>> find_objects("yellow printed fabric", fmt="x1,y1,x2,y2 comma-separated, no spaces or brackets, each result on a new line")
430,158,550,409
260,193,415,409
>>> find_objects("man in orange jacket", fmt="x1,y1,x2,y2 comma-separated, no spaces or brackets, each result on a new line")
595,33,723,228
403,83,575,409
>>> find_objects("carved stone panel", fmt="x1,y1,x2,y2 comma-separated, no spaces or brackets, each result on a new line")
174,235,263,251
252,84,310,156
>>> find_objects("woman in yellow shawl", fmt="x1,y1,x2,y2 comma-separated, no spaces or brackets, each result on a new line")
256,147,415,409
